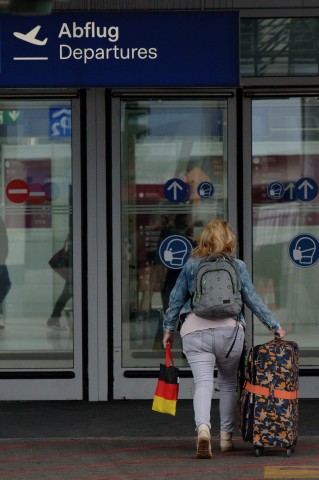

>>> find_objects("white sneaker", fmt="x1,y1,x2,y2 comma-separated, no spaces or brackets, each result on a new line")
196,424,212,459
220,431,233,452
47,319,67,331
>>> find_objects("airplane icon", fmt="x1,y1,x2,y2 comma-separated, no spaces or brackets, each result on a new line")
13,26,48,46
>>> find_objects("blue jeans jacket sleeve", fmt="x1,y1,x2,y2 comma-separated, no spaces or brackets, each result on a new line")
163,264,191,332
163,256,282,333
235,259,282,332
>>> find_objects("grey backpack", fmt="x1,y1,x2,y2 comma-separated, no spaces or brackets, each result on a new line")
192,253,242,319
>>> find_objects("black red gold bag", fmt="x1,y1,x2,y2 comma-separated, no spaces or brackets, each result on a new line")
152,345,179,416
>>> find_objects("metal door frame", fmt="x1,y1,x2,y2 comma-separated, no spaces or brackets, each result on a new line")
111,89,238,400
0,91,83,400
243,88,319,398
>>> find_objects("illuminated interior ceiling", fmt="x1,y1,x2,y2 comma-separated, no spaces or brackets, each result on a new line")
0,0,62,14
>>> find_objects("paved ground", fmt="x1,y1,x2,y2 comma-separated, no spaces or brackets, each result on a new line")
0,399,317,479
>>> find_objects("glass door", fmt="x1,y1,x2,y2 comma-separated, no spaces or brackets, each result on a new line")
251,95,319,388
0,98,82,399
113,95,237,399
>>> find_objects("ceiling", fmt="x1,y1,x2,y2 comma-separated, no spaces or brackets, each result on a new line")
0,0,67,14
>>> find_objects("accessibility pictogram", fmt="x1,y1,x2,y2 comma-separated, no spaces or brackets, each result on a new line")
50,107,71,138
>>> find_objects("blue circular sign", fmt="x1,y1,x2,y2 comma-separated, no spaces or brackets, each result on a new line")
164,178,189,203
198,182,214,199
288,233,319,267
295,177,318,202
267,182,285,200
158,235,193,270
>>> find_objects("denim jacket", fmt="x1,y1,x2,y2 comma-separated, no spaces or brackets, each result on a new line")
163,256,282,333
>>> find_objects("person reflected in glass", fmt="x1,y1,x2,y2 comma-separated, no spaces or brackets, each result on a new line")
0,216,11,327
163,219,285,459
47,234,72,331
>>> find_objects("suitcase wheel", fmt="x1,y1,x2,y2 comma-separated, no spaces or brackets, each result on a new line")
286,446,295,457
255,447,264,457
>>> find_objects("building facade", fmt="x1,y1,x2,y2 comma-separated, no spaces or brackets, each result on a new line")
0,0,319,400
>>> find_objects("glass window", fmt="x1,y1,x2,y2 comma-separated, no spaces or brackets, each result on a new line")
241,18,319,76
252,96,319,366
0,100,73,368
120,98,228,368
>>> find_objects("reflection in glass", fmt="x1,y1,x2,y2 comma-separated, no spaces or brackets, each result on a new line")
121,99,228,367
252,97,319,365
0,100,73,368
241,18,319,77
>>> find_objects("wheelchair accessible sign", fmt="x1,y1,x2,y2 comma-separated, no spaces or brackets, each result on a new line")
159,235,193,270
288,233,319,267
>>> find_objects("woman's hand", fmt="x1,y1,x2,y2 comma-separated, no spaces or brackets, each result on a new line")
163,331,174,348
275,329,285,339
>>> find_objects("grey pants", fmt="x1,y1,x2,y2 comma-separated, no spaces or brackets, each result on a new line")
182,327,244,433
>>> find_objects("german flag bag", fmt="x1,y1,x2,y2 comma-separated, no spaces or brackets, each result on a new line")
152,345,179,416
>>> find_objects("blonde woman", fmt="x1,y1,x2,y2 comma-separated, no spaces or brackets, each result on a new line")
163,219,285,459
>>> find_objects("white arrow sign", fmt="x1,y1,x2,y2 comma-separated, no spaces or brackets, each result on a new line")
284,182,295,200
297,179,314,200
9,111,20,122
167,180,184,201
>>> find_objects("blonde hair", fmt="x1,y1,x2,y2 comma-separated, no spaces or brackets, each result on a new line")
192,219,236,258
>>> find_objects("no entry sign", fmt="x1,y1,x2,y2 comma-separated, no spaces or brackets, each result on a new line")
28,183,47,204
6,179,30,203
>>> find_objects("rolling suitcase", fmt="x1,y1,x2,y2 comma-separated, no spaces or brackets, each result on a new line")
239,337,299,457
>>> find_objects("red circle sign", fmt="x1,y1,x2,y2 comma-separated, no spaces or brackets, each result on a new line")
6,179,30,203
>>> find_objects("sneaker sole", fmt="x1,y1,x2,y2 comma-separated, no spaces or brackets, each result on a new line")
196,438,212,459
46,324,67,331
220,446,234,452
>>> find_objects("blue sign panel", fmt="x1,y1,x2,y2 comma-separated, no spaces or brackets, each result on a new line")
294,177,318,202
198,182,214,199
282,182,296,202
164,178,189,203
267,182,285,200
288,233,319,267
0,12,239,87
267,180,319,202
159,235,193,269
49,107,71,137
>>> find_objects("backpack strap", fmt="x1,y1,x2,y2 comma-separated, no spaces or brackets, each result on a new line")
228,255,242,292
225,322,240,358
206,252,229,262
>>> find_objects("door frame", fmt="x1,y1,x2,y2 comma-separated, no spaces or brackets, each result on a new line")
0,91,83,400
111,89,239,400
243,88,319,398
